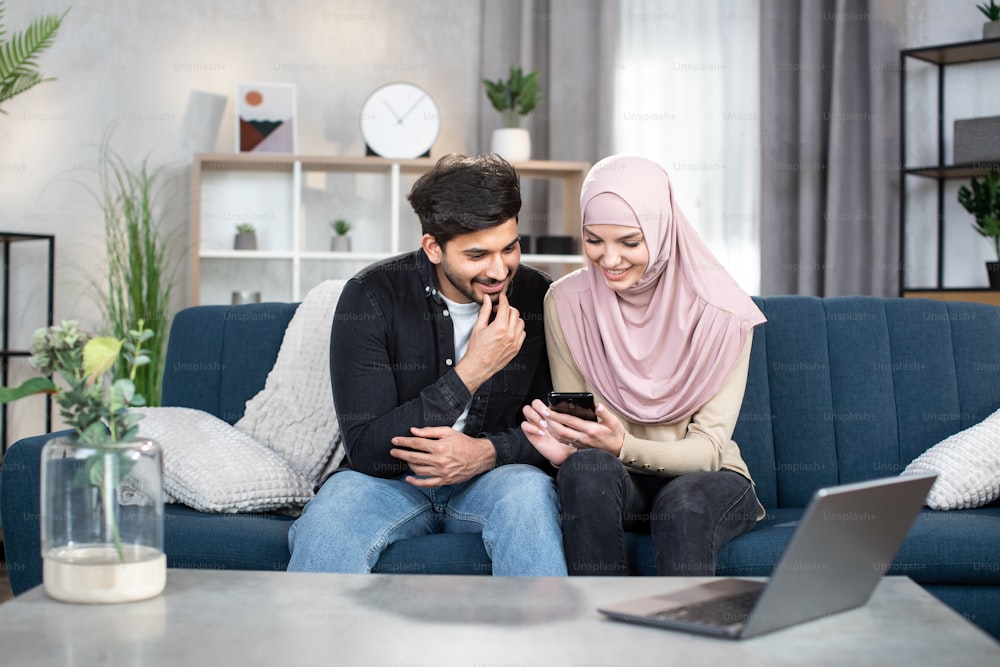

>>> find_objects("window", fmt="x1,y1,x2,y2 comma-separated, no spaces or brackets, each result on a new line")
614,1,761,293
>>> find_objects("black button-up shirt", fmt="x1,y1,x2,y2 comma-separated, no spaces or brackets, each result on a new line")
330,250,553,478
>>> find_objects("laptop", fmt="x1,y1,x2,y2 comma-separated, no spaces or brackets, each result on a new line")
597,473,937,640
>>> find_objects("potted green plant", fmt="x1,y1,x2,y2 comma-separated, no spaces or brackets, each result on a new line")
483,65,540,162
95,141,181,408
235,222,257,250
958,170,1000,287
0,320,166,603
0,1,68,114
329,218,352,252
978,0,1000,39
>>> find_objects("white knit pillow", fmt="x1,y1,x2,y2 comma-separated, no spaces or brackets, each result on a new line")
135,407,314,513
235,279,346,486
903,407,1000,510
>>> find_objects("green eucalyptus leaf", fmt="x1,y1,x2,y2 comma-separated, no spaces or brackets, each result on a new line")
79,421,109,445
0,376,57,403
112,378,136,403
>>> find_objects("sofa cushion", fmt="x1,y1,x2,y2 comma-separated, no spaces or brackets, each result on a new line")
236,280,346,486
136,407,314,513
627,505,1000,585
903,407,1000,510
164,504,294,571
891,505,1000,585
160,302,299,423
736,297,1000,511
375,533,493,575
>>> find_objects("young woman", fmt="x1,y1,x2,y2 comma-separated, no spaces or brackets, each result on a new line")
521,155,766,576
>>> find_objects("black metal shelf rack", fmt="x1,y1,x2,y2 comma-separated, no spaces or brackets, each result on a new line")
0,233,54,451
899,37,1000,294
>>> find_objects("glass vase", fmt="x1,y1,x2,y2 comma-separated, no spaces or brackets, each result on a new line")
40,436,166,603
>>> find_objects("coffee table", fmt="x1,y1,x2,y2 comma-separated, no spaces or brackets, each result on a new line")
0,570,995,665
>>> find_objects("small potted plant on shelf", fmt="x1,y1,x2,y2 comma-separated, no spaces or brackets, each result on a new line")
977,0,1000,39
958,169,1000,288
329,218,352,252
483,65,541,162
234,223,257,250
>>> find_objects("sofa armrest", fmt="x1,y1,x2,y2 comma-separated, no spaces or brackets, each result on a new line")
1,431,71,594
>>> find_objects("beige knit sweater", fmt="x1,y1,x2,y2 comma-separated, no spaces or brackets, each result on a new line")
543,292,765,519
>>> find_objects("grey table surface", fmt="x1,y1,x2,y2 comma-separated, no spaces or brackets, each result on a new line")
0,570,996,666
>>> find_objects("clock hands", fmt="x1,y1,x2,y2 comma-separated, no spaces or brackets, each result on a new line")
397,93,427,125
383,100,403,124
382,92,430,127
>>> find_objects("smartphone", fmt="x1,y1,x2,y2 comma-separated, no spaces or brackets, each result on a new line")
547,391,597,421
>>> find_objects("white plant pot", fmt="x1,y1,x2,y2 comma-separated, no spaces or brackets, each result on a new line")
985,21,1000,40
330,235,351,252
490,128,531,163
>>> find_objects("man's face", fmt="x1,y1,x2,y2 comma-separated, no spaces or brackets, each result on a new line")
423,218,521,305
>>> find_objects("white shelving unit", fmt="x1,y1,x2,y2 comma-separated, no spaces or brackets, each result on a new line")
191,154,589,305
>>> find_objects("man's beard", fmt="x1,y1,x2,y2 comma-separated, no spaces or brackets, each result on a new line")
439,259,512,305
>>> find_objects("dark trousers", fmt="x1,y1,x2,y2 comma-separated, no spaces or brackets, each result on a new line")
557,448,759,576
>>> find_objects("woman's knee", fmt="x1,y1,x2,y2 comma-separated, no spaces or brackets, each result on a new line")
558,448,622,484
556,449,627,511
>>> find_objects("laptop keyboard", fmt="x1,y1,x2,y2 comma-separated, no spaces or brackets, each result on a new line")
652,589,761,627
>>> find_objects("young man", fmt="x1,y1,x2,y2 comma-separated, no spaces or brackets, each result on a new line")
287,153,566,576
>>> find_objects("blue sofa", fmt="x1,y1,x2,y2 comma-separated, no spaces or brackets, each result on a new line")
3,296,999,638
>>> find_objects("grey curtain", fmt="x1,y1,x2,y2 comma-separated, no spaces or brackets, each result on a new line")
479,0,617,238
760,0,903,296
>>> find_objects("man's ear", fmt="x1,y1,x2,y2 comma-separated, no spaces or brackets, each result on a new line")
421,234,443,264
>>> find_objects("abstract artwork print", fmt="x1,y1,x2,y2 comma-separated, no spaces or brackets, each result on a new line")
237,83,296,153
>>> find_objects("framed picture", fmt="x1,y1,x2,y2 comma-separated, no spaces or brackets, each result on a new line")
236,83,296,153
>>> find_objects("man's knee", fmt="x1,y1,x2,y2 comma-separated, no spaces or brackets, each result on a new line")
481,464,557,504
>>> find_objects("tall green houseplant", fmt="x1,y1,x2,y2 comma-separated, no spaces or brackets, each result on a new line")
97,142,180,407
0,1,68,114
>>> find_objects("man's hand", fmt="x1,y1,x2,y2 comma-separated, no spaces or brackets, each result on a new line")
390,426,496,487
454,291,525,394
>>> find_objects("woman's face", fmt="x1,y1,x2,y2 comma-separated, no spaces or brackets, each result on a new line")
582,224,650,291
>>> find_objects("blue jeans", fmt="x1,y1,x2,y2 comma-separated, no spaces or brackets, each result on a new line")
287,465,567,576
557,449,759,576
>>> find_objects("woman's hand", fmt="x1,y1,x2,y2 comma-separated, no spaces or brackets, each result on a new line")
521,401,577,466
523,398,627,461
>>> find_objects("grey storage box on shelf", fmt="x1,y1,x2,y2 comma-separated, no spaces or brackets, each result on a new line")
954,115,1000,165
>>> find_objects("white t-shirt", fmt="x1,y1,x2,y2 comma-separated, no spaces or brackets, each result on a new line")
442,295,480,433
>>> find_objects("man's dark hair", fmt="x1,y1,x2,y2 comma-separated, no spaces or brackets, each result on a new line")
407,153,521,246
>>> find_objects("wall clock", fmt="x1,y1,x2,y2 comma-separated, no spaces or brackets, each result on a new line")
360,82,440,159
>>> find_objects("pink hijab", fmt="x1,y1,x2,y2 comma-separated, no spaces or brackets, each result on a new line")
551,155,766,425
